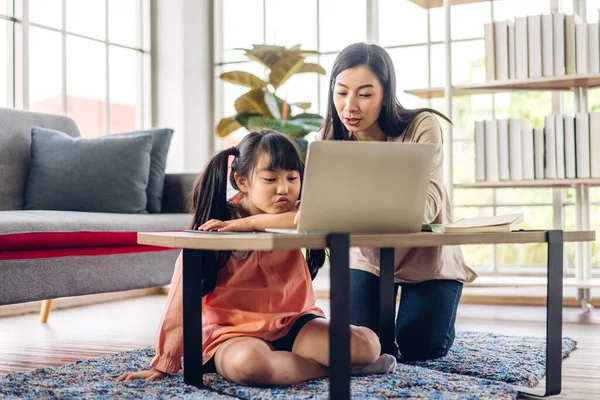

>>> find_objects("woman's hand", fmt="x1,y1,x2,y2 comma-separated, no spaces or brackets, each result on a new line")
115,368,166,382
199,218,254,232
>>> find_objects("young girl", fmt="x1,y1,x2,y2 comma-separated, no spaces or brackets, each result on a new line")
116,130,395,386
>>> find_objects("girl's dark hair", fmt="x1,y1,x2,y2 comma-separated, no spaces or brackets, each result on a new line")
323,42,452,141
188,129,326,295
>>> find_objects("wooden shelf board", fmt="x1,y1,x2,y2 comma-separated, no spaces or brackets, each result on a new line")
404,74,600,99
407,0,490,9
454,179,600,189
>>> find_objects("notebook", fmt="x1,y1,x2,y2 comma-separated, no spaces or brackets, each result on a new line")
440,213,525,233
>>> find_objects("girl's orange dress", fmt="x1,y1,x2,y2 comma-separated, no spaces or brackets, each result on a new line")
150,246,325,374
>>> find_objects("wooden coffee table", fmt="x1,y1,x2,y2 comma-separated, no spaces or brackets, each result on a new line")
139,229,595,399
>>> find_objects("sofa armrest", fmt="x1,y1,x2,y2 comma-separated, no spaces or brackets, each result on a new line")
161,173,197,214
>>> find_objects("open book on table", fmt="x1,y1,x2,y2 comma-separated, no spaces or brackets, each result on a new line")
424,213,525,233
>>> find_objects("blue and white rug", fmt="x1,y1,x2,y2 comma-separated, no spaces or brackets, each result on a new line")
0,331,577,399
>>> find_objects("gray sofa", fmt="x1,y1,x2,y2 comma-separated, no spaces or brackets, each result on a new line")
0,108,195,321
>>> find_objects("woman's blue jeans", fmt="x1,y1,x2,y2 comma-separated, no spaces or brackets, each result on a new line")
349,268,463,361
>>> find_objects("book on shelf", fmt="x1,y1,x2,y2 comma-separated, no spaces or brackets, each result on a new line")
485,23,496,81
588,22,600,74
554,114,566,179
590,112,600,178
528,14,543,78
507,20,516,79
495,20,510,80
522,119,535,180
497,119,510,180
565,14,579,75
484,119,499,181
533,128,545,179
575,113,591,178
515,17,529,79
576,22,588,75
553,13,566,76
475,120,486,182
564,115,577,179
544,115,557,179
441,213,525,234
541,14,554,76
508,118,523,180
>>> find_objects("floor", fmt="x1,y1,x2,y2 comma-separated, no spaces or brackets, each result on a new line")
0,295,598,399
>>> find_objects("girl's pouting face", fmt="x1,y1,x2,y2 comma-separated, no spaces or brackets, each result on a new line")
333,64,385,137
235,153,301,216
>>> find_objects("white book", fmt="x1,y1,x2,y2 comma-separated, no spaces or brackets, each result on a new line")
544,116,557,179
554,115,565,179
485,23,496,81
522,120,535,180
528,15,543,78
575,113,590,178
588,23,599,74
541,14,554,76
553,13,566,76
576,23,588,75
565,14,579,75
507,20,517,79
485,120,499,181
564,115,577,179
508,118,523,180
590,112,600,178
533,128,545,179
475,120,486,182
495,21,510,81
497,119,510,180
515,17,529,79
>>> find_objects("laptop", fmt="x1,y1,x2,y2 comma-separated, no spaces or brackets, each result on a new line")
266,140,434,234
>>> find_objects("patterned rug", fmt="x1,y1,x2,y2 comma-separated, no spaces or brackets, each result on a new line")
0,331,577,400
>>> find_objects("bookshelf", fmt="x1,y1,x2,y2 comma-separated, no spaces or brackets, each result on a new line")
407,0,490,9
405,74,600,99
419,0,597,312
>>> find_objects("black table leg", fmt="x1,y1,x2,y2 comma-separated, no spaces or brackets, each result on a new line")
516,230,563,397
327,233,351,400
379,248,396,356
182,249,205,387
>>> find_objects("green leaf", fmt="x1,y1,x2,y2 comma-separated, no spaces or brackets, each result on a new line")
289,102,311,110
297,63,326,75
269,53,305,89
263,91,281,120
247,116,305,136
216,117,242,137
219,71,267,89
234,88,272,118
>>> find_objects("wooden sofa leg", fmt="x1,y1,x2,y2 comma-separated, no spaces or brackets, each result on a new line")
40,299,53,323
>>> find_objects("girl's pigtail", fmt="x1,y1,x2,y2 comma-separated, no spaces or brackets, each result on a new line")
188,146,239,295
306,249,327,280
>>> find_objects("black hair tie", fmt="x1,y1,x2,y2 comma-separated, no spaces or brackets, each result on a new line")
228,147,239,157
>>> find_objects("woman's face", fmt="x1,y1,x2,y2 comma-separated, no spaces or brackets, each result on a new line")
333,65,385,137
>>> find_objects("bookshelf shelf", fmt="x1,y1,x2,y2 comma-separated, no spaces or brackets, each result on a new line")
454,179,600,189
405,73,600,99
407,0,490,9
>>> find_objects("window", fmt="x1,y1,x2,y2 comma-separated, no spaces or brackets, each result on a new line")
5,0,150,138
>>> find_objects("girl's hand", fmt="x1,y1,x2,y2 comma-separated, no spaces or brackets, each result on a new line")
199,218,253,232
115,368,166,382
293,210,301,225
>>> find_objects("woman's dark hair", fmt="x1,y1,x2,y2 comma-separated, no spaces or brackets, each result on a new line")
188,129,326,295
323,42,452,141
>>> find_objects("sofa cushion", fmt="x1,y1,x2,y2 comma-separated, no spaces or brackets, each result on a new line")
0,210,191,251
25,128,153,213
0,108,80,211
111,128,174,213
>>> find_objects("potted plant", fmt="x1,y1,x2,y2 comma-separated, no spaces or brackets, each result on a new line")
217,44,326,159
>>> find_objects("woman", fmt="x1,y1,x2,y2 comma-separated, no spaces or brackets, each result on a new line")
319,42,477,361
